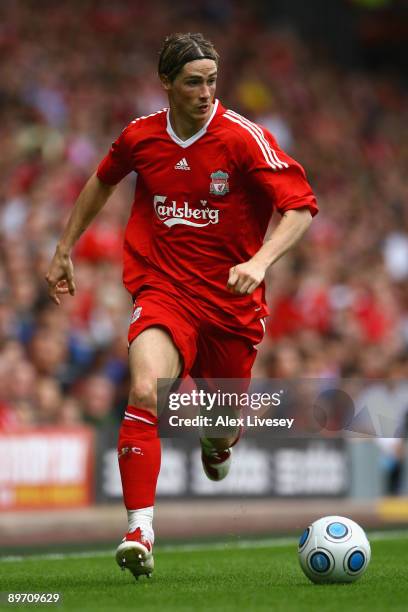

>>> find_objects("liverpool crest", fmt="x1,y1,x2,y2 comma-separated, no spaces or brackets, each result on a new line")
210,170,229,196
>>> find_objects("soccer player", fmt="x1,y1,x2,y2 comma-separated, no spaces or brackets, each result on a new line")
45,33,318,579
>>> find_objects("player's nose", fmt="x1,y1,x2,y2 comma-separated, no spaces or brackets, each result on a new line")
199,85,211,99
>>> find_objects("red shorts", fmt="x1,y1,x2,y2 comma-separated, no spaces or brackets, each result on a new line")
128,283,265,380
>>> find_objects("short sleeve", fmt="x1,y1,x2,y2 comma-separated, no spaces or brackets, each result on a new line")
245,128,318,218
96,125,135,185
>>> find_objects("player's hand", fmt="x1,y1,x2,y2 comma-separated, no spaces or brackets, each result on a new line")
227,260,266,295
45,248,76,306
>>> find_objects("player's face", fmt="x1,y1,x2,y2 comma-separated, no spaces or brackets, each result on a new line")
163,59,217,123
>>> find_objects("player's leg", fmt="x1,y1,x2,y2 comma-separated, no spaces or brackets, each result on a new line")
120,326,182,509
116,284,200,578
191,326,259,481
116,326,182,578
128,326,182,415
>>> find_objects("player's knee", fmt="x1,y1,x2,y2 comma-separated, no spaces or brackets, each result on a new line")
129,379,157,412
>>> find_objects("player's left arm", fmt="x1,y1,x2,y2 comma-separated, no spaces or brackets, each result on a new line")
227,207,312,295
227,128,317,296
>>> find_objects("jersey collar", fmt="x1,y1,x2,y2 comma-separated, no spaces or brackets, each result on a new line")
166,99,220,148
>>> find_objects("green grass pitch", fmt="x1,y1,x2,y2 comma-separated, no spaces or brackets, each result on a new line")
1,535,407,611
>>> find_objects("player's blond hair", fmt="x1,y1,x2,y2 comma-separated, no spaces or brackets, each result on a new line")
158,33,219,82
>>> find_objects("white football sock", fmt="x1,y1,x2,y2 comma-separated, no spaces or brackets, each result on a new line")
127,506,154,542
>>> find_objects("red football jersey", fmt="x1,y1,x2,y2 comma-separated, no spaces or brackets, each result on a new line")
96,100,318,333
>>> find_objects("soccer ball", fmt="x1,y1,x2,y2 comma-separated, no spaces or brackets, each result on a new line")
298,516,371,583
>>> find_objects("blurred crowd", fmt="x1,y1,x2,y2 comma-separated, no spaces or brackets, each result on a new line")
1,0,408,432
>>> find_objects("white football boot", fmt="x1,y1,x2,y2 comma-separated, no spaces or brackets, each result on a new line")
200,438,232,481
116,527,154,580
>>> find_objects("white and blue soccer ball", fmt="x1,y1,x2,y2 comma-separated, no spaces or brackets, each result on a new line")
298,516,371,583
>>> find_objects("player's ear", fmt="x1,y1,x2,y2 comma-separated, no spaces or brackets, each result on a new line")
160,74,171,91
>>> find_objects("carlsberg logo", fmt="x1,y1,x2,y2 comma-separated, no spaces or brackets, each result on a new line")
153,195,220,228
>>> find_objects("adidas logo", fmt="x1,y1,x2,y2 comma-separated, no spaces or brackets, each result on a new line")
174,158,190,170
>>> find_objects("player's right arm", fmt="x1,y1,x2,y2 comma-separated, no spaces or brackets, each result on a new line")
45,173,116,305
46,121,136,305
